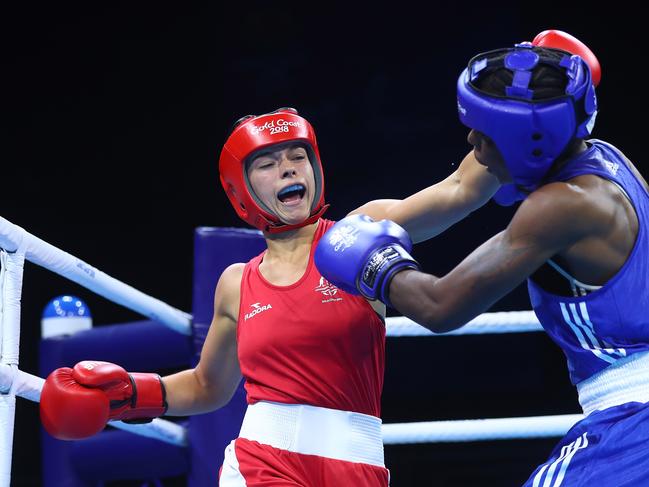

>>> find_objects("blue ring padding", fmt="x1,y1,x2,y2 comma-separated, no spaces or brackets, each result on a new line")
191,226,266,358
70,427,189,482
39,320,192,376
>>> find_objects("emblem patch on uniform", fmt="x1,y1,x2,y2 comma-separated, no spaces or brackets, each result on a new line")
315,277,343,303
244,302,273,321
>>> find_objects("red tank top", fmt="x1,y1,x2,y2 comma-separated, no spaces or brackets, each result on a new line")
237,219,385,417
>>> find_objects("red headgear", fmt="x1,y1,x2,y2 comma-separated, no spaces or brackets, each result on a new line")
219,108,328,233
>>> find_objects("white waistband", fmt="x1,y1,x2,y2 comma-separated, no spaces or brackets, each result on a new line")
577,351,649,416
238,401,384,467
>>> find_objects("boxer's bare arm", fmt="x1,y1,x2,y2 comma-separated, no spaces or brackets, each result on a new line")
388,182,603,332
349,151,499,243
163,264,243,415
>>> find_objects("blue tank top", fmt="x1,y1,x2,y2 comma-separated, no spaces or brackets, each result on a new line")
528,139,649,385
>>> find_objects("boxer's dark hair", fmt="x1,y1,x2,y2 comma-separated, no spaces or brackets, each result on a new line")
474,48,568,100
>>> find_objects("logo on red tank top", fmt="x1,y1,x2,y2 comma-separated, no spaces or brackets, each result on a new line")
244,302,273,321
315,277,343,303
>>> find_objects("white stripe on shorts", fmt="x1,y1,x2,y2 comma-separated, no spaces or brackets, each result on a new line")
532,432,588,487
219,440,247,486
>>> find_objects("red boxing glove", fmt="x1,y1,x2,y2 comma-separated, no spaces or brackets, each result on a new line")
40,360,167,440
532,29,601,87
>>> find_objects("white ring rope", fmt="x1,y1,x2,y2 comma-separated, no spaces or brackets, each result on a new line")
386,311,542,336
382,414,583,444
0,216,192,335
0,365,43,403
108,417,188,446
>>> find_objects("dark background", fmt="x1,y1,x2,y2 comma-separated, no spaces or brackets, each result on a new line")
2,3,643,486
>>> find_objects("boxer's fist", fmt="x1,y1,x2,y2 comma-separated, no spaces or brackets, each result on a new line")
40,361,167,440
532,29,601,87
314,214,420,306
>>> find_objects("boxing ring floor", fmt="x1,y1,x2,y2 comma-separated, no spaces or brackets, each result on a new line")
0,215,584,486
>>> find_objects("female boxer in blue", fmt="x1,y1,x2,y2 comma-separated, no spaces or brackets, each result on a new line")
315,30,649,486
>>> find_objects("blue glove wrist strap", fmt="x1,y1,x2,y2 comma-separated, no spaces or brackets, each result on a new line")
358,245,420,307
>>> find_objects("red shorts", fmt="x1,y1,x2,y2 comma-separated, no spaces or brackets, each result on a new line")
219,438,390,486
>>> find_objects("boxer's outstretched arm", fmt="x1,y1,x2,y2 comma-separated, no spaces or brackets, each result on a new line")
163,263,243,416
350,151,499,243
388,183,602,332
40,264,244,439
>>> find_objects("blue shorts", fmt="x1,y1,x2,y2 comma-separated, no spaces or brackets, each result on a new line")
523,401,649,486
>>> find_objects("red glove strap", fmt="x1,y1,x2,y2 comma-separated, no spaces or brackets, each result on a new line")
117,373,167,421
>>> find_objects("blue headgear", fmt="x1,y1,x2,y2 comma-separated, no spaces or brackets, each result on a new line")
456,43,598,205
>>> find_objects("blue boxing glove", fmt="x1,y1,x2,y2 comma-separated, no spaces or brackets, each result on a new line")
314,214,420,307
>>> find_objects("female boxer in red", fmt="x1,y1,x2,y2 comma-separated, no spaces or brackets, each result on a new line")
40,108,390,486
